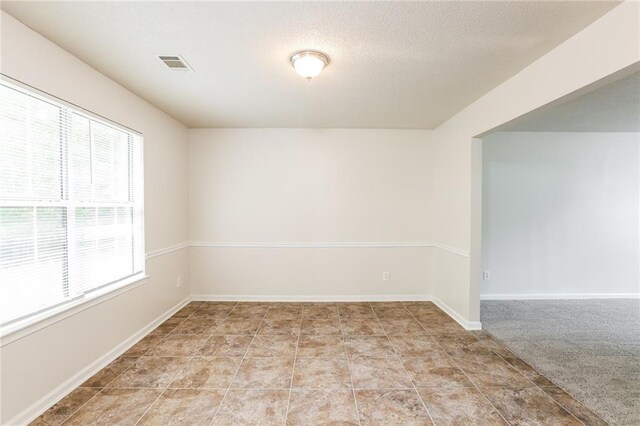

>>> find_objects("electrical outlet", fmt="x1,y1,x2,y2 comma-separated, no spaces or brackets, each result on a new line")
176,276,182,288
382,271,390,281
483,271,491,280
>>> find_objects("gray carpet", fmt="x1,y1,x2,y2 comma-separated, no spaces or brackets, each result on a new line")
481,299,640,426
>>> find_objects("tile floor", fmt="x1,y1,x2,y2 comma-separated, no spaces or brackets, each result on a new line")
32,302,605,425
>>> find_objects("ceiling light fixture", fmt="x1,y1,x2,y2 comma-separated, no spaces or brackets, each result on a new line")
290,50,329,80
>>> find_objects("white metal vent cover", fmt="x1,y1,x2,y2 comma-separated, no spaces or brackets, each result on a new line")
157,55,194,72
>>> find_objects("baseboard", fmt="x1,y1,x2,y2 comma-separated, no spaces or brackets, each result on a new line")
7,296,191,426
432,296,482,330
192,294,434,302
481,293,640,300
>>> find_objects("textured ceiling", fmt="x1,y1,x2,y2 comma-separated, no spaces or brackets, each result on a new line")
502,72,640,132
1,1,621,129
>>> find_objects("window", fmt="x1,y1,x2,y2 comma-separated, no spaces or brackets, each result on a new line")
0,79,144,329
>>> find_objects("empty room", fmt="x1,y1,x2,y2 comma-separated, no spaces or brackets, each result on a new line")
0,1,638,425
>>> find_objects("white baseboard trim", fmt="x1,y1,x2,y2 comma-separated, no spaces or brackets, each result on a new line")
481,293,640,300
192,294,434,302
432,296,482,330
7,296,191,426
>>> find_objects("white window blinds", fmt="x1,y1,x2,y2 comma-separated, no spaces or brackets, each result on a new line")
0,79,144,327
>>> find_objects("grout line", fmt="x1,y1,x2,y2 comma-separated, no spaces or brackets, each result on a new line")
474,332,586,425
284,304,304,425
403,305,513,426
133,303,225,426
60,305,199,425
479,330,594,425
209,302,266,426
338,304,363,426
370,303,436,425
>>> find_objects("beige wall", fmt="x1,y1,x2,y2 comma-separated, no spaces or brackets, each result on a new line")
189,128,434,297
0,12,190,424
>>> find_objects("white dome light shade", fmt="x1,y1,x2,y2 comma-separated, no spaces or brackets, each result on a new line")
290,51,329,80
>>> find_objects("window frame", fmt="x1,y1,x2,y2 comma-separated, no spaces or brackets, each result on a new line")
0,75,147,342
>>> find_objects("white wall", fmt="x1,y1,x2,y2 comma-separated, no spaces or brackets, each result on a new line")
482,132,640,298
429,1,640,323
189,129,434,298
0,12,190,424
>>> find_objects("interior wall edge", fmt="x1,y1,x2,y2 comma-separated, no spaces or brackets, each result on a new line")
5,295,192,426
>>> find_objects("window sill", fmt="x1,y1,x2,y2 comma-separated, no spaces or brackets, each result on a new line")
0,273,149,347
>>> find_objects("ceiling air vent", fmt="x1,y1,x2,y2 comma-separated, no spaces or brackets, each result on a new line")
158,55,193,72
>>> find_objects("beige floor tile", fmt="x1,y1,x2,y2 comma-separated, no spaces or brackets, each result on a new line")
231,357,294,388
123,335,165,357
108,357,189,388
189,306,232,320
435,333,496,358
340,319,385,336
246,335,298,357
287,389,359,425
225,311,263,321
213,389,289,425
63,388,161,426
499,352,557,387
171,304,201,319
292,357,352,389
482,386,583,425
258,319,301,335
146,334,209,357
149,318,184,336
403,354,473,388
417,383,507,425
137,389,225,425
372,306,414,320
540,386,608,426
81,356,138,388
300,318,342,335
214,319,262,335
379,318,428,336
338,303,377,320
170,317,220,335
264,305,303,320
344,336,396,358
169,357,241,389
30,387,100,425
355,389,433,425
349,356,413,389
302,305,340,320
297,335,346,358
417,315,466,335
196,335,252,357
388,335,442,358
369,302,405,308
452,353,533,388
